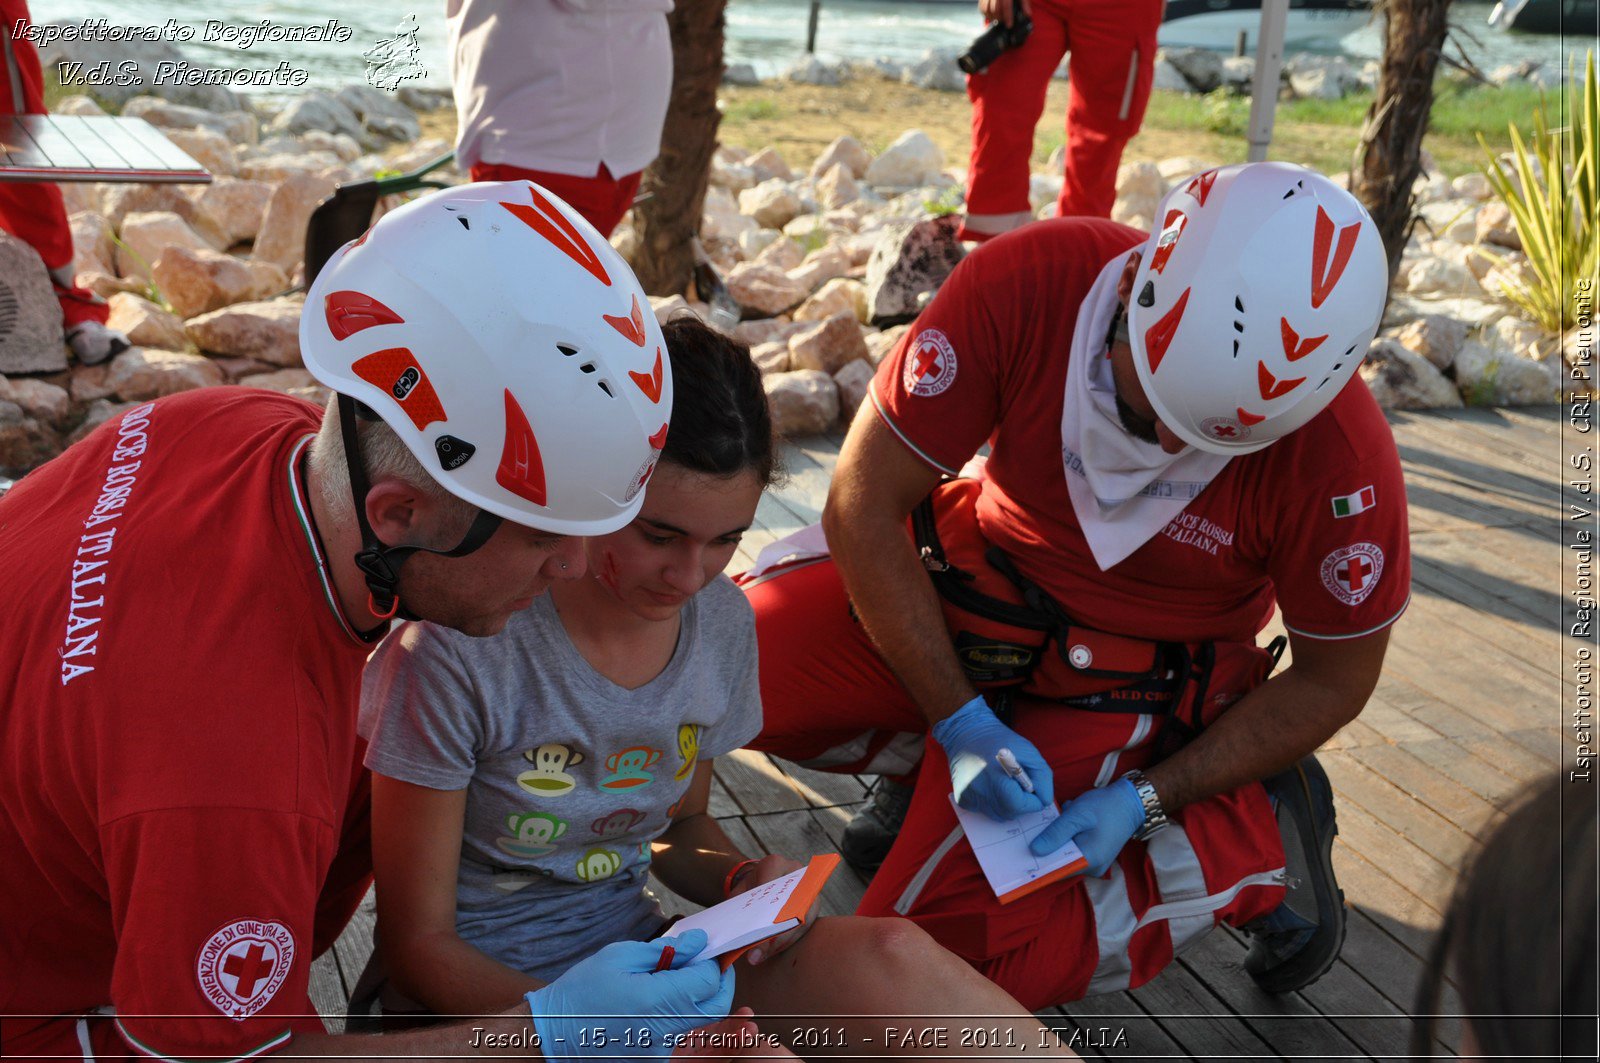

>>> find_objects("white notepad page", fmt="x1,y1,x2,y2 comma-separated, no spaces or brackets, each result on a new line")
667,865,807,959
951,797,1087,900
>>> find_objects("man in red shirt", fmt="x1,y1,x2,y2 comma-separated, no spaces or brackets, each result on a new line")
0,182,744,1060
744,163,1408,1006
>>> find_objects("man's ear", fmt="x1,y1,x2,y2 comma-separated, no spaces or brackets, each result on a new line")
363,479,429,544
1116,251,1141,306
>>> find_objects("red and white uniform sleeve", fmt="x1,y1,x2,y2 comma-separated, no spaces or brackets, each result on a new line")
1267,444,1411,640
97,806,333,1061
870,253,1007,476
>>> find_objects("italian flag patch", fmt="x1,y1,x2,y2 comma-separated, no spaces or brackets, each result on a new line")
1331,486,1376,518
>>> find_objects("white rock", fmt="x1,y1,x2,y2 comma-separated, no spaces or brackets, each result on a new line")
0,399,62,473
739,180,805,230
1286,55,1355,99
268,91,368,147
723,63,761,86
240,152,345,184
817,163,862,210
785,56,842,86
195,178,274,246
789,311,870,375
1391,315,1468,370
734,318,807,349
864,216,965,323
726,263,808,317
750,340,791,375
1488,317,1558,362
185,298,304,366
738,228,783,260
164,128,238,178
121,97,255,144
755,237,806,272
866,323,910,366
794,277,864,323
0,377,73,428
1475,201,1520,249
1151,57,1191,93
1220,56,1255,91
1403,255,1479,298
1418,199,1480,245
1157,156,1218,183
105,292,187,351
1030,173,1064,212
239,367,318,393
106,347,226,401
1451,173,1493,201
711,158,759,192
1112,162,1167,226
154,246,288,320
1359,338,1464,410
833,358,876,418
69,211,114,277
811,136,873,180
703,186,761,241
789,246,853,292
117,211,211,281
764,369,840,435
335,83,423,144
1455,340,1561,405
53,95,106,116
864,130,945,189
901,48,965,93
745,147,794,183
102,184,226,247
253,173,338,277
1161,48,1223,93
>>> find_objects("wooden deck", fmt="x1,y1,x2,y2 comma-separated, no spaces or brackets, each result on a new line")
312,405,1574,1060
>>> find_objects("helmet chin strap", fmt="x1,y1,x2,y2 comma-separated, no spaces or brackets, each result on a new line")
338,394,503,630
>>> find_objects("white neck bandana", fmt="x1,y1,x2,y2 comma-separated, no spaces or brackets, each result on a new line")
1060,257,1231,571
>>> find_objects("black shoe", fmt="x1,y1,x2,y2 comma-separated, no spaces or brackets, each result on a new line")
840,776,914,875
1241,754,1346,994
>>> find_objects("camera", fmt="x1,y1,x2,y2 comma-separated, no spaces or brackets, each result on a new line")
957,11,1033,75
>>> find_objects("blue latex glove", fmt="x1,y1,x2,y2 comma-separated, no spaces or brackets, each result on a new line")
526,928,736,1061
1029,778,1146,876
931,695,1054,821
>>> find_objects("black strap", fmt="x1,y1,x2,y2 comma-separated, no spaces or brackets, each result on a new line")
338,394,503,626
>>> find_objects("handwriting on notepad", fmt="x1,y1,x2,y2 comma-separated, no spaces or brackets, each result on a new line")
951,797,1087,904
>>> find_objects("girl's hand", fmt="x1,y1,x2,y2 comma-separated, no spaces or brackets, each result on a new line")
727,855,809,965
979,0,1029,27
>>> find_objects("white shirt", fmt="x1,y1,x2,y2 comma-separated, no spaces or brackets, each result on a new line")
447,0,674,177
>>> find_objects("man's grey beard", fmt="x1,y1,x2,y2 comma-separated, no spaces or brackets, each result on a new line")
1115,393,1161,446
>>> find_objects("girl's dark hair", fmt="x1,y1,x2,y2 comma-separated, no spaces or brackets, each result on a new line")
659,316,780,487
1411,773,1597,1059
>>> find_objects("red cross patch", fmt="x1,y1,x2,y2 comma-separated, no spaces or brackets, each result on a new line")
196,919,295,1021
902,329,958,398
1319,542,1384,606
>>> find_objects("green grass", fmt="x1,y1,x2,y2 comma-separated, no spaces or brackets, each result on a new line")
722,98,780,123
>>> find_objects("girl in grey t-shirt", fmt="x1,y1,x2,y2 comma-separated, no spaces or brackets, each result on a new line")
362,318,795,1004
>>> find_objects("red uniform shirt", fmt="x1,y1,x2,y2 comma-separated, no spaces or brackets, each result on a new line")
873,217,1410,644
0,391,374,1061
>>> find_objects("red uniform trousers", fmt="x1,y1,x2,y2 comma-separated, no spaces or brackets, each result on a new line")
744,558,1287,1008
470,161,642,238
0,2,109,329
962,0,1164,238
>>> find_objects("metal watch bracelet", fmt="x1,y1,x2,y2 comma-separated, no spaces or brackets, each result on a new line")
1122,769,1169,840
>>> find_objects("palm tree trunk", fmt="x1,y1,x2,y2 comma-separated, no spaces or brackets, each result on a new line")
632,0,727,296
1350,0,1452,279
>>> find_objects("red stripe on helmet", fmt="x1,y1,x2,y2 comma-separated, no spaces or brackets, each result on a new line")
1237,407,1266,427
606,294,648,349
351,347,447,431
1142,287,1191,374
629,347,664,403
501,185,613,288
325,290,404,340
1256,361,1305,401
1280,317,1328,362
496,390,548,507
1310,206,1361,309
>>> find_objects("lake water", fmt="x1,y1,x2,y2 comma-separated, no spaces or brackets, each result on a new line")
41,0,1571,99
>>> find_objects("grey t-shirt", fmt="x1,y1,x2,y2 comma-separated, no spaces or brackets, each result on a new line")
361,576,763,982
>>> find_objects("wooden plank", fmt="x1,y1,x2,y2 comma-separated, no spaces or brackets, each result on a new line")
708,772,743,818
1393,736,1528,811
742,809,864,918
1344,742,1502,836
1323,750,1477,872
331,888,378,1004
1053,992,1193,1062
1174,928,1366,1060
1123,960,1279,1059
777,759,869,809
1326,800,1456,917
308,952,347,1034
714,748,810,814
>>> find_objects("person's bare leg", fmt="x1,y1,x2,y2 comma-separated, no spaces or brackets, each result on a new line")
732,916,1077,1059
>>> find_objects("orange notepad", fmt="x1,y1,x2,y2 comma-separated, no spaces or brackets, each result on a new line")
669,853,840,968
951,797,1088,905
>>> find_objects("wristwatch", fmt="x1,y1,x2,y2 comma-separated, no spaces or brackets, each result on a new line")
1122,769,1170,840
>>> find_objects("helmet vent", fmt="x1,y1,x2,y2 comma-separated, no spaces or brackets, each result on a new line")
580,362,596,373
1234,296,1245,313
1232,338,1240,359
1282,179,1306,200
457,216,471,230
557,343,579,357
597,380,614,398
1232,320,1244,333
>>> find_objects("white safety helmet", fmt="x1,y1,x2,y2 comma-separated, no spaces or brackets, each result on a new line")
301,180,672,535
1125,161,1387,455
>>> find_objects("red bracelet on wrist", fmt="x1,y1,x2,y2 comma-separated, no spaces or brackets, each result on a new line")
723,858,760,898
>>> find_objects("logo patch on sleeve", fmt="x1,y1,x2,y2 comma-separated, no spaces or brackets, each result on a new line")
1330,485,1375,518
902,329,958,397
1320,542,1384,605
196,919,295,1021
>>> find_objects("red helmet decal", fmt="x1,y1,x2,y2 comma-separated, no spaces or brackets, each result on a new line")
648,422,669,449
1310,206,1361,309
1142,287,1191,374
1280,317,1328,362
606,295,648,349
325,290,404,341
1257,361,1305,402
1184,169,1218,207
629,347,664,403
1236,406,1266,427
500,185,613,288
1149,210,1188,275
496,389,548,506
352,347,446,431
